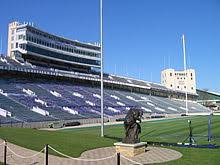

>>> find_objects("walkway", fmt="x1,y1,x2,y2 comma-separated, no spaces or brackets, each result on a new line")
0,139,182,165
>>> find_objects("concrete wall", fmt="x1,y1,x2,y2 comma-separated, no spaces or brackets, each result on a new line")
0,113,183,129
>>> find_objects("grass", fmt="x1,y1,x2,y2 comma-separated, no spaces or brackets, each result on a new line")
154,147,220,165
0,115,220,164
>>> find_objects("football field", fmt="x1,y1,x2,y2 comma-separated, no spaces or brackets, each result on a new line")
0,115,220,164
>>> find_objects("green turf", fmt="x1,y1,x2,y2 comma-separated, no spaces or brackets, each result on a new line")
0,115,219,165
154,147,220,165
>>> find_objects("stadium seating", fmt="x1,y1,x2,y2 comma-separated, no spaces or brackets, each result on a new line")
0,56,174,93
0,56,210,124
0,93,53,122
0,80,210,124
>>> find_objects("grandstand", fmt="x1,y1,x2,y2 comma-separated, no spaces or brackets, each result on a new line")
0,21,211,127
7,21,100,73
197,89,220,111
0,55,210,126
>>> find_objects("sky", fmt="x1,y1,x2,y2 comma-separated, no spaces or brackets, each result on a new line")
0,0,220,92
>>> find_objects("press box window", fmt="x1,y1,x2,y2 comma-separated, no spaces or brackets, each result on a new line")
18,35,23,40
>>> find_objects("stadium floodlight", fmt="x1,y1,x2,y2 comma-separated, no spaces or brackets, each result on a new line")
181,34,188,115
100,0,104,137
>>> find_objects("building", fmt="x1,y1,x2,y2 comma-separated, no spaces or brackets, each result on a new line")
7,21,101,73
197,89,220,110
161,68,196,94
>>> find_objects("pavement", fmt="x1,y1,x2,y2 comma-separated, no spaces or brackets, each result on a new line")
0,139,182,165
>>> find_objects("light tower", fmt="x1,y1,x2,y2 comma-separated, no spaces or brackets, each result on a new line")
182,34,188,115
100,0,104,137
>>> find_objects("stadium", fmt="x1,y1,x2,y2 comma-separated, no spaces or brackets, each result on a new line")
0,20,220,164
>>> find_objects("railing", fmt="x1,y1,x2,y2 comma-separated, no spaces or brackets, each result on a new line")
1,140,143,165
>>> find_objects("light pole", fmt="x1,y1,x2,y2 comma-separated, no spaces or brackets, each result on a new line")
100,0,104,137
182,34,188,115
0,37,2,55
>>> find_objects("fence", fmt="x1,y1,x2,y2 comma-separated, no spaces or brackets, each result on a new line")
1,140,142,165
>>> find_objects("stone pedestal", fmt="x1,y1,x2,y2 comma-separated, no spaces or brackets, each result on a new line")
114,142,147,157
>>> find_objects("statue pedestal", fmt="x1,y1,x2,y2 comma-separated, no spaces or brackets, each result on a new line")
114,142,147,157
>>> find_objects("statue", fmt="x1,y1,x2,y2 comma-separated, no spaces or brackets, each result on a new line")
122,109,143,144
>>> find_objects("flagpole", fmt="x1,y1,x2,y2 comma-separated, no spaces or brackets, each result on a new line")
182,34,188,115
100,0,104,137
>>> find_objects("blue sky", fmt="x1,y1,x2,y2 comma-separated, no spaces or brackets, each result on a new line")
0,0,220,91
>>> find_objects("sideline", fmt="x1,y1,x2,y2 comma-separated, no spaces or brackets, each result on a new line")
40,115,192,131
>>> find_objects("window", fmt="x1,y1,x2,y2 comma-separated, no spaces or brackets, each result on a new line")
170,84,173,87
16,43,18,48
11,43,14,49
184,86,186,88
26,44,100,66
177,86,179,88
18,35,23,40
27,34,30,41
170,73,172,76
11,36,14,41
191,87,193,90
